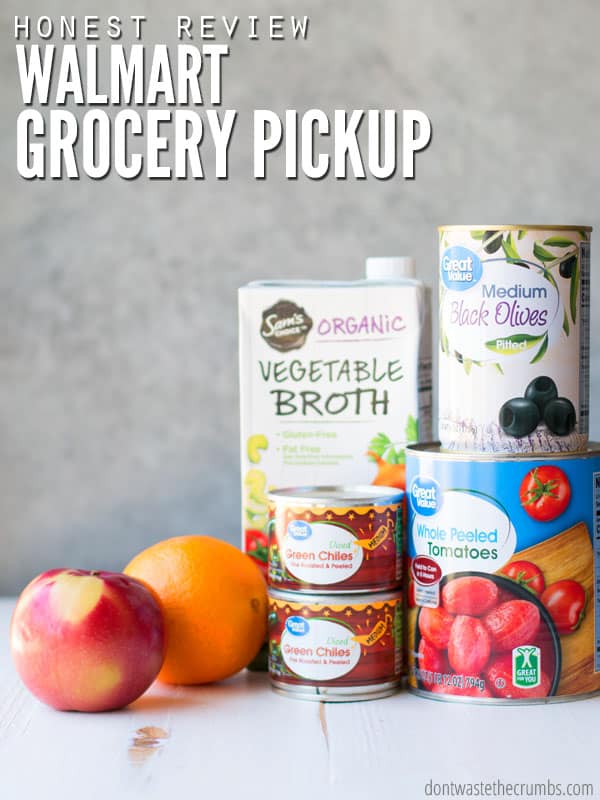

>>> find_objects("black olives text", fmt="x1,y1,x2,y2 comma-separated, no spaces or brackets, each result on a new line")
544,397,576,436
559,255,577,279
499,398,541,437
524,375,558,415
483,230,503,254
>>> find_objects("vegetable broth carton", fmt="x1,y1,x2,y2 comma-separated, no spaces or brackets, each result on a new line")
238,257,432,575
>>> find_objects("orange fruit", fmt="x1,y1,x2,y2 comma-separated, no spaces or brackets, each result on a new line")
124,535,267,685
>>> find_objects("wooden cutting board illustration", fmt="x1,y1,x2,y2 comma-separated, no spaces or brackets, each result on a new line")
502,521,599,696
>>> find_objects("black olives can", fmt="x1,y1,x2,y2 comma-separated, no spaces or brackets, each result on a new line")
438,225,591,454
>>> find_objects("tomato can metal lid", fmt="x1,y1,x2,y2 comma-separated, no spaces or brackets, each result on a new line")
268,485,404,506
406,442,600,461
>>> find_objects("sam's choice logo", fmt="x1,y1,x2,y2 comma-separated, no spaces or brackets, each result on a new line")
285,616,310,636
260,299,313,352
287,520,312,541
410,476,442,516
441,246,482,291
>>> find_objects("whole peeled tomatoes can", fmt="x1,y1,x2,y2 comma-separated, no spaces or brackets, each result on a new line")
438,224,591,454
406,443,600,703
268,588,403,701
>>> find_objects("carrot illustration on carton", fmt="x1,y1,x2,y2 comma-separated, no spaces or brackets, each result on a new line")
367,416,419,490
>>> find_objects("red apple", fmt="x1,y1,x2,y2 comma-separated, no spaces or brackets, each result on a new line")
10,568,165,712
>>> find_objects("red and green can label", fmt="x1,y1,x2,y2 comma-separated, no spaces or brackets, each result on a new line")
268,593,403,687
268,501,402,592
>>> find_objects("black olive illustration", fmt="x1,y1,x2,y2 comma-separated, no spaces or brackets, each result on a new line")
544,397,576,436
483,230,503,254
499,397,541,437
524,376,559,415
559,255,577,279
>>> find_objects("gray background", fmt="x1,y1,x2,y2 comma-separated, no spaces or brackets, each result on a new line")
1,0,599,594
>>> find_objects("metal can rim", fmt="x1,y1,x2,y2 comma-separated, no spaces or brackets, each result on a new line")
406,442,600,461
268,587,402,604
271,681,402,702
408,687,600,705
268,485,404,506
437,224,592,233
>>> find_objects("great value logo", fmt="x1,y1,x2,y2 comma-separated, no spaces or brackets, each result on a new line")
285,616,310,636
409,476,442,516
441,246,482,291
287,520,312,541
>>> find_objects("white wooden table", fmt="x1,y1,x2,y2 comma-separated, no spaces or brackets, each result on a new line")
1,597,598,799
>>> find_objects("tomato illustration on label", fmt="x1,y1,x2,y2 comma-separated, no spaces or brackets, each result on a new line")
519,466,571,522
441,576,499,616
541,580,587,635
483,600,541,652
447,616,492,674
418,607,454,650
417,638,448,687
500,561,545,596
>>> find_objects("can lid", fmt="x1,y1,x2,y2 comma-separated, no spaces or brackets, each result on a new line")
405,441,600,461
366,256,416,280
268,587,403,604
438,224,592,233
268,485,404,506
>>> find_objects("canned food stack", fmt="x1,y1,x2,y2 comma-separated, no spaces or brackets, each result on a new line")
267,486,405,701
406,225,599,703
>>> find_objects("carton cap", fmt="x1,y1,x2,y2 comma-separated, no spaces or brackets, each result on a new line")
366,256,416,280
